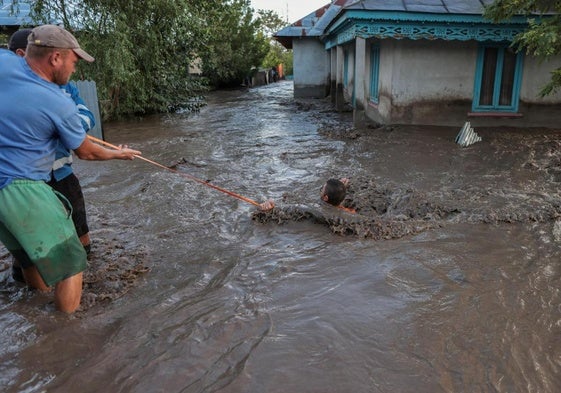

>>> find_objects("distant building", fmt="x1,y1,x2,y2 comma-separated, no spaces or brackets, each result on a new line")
188,57,203,76
274,0,561,128
1,1,33,37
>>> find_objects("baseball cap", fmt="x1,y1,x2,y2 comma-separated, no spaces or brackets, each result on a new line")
27,24,95,62
8,29,32,52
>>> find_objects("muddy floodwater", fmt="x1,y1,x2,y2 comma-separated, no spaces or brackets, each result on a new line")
1,81,561,392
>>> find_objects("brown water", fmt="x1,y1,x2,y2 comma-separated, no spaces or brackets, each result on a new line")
1,81,561,392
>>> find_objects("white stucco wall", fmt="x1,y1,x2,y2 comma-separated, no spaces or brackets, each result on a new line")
387,39,477,104
343,45,355,101
367,39,478,125
520,56,561,103
375,40,396,123
293,38,330,97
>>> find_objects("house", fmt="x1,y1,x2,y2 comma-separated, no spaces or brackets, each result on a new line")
0,0,33,38
274,0,561,128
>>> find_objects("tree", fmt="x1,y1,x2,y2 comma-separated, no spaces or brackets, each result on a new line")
28,1,210,118
484,0,561,95
254,9,291,74
198,0,269,88
19,0,275,118
255,9,286,38
26,0,217,119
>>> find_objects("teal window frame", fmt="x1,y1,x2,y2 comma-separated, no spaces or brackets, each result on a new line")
472,43,524,112
369,44,380,104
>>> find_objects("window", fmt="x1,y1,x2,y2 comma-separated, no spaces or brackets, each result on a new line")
473,43,524,112
370,44,380,104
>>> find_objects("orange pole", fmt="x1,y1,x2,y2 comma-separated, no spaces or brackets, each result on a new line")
87,135,260,207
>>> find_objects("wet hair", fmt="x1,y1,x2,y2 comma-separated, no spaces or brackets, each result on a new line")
322,178,346,206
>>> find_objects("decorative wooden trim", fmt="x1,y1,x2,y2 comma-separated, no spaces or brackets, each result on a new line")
323,9,537,49
325,21,525,48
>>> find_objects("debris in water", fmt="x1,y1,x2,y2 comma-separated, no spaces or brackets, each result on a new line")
455,121,482,147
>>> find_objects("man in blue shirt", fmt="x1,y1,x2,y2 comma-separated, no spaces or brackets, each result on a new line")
8,29,97,286
0,25,141,313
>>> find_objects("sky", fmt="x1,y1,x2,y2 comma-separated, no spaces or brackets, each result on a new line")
250,0,331,23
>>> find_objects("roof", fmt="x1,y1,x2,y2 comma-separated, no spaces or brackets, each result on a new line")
344,0,495,14
0,1,32,26
274,2,333,48
274,0,544,48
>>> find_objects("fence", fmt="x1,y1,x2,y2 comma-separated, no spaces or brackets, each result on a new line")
75,80,104,140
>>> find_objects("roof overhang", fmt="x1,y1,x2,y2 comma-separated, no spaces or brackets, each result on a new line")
323,10,537,49
274,0,553,50
0,1,33,26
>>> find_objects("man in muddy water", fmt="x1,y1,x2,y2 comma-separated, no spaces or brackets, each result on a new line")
321,178,349,206
320,178,356,214
0,25,141,313
8,28,96,284
257,179,348,213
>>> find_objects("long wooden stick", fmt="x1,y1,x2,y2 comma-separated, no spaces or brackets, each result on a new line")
87,135,260,207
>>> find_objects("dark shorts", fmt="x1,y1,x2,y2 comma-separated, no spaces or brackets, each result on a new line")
48,173,89,237
0,180,87,286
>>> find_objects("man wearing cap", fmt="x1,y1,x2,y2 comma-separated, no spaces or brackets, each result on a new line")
0,25,141,313
8,29,96,286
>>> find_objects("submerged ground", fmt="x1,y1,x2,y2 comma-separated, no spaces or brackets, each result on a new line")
1,81,560,392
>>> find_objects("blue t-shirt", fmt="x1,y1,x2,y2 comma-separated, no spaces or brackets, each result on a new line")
0,50,86,189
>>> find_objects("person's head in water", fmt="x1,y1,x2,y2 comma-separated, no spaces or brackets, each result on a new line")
320,178,347,206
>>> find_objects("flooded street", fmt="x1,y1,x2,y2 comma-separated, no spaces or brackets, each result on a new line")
1,81,561,392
